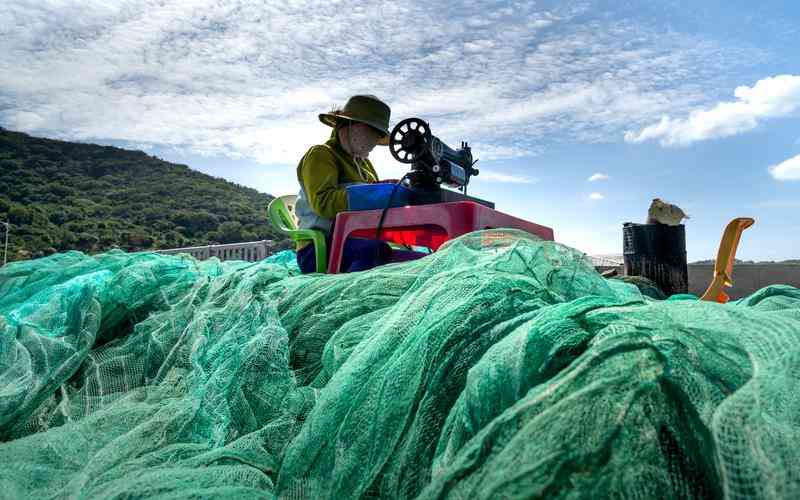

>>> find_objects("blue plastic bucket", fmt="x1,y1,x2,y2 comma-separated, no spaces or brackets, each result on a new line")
346,183,413,211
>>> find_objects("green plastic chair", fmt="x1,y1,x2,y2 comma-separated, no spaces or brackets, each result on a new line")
267,195,328,273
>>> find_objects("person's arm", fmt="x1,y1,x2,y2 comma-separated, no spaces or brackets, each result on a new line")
300,146,348,219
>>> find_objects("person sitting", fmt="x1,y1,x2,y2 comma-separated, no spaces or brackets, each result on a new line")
294,94,420,274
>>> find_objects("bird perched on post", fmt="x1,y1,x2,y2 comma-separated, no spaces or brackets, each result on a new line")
647,198,690,226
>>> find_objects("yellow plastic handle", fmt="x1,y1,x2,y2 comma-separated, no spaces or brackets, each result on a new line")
700,217,755,303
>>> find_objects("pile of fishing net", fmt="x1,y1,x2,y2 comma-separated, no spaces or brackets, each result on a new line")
1,229,798,499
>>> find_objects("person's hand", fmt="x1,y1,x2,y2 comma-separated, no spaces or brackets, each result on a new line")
377,178,400,184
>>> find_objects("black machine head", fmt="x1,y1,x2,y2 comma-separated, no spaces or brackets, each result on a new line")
389,117,478,191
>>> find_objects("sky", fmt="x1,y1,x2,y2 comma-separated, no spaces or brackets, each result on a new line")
1,0,799,261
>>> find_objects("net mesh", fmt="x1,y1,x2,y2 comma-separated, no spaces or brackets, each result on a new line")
1,230,799,499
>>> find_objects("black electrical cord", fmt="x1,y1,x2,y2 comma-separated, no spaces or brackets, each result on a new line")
374,173,412,264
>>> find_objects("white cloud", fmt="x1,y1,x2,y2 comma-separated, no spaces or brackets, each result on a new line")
625,74,800,146
588,172,609,182
468,143,535,161
0,0,757,167
589,192,604,200
477,171,538,184
8,111,45,130
768,154,800,181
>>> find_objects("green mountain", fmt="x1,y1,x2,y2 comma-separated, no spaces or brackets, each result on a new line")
0,127,290,262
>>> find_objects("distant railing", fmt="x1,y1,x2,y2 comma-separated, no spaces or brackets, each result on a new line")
156,240,275,262
589,255,624,268
155,242,622,267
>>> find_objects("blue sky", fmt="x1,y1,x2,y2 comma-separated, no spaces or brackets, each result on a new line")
1,0,798,260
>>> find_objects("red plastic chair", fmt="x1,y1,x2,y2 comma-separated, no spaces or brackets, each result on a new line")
327,201,555,273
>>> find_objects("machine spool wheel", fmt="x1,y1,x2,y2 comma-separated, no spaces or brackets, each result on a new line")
389,117,432,164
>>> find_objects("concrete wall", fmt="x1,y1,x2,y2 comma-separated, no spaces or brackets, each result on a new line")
600,264,800,299
687,264,800,299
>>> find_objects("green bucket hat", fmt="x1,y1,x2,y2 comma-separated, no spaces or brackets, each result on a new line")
319,94,391,146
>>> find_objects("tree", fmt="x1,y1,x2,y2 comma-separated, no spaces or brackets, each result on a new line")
0,128,285,262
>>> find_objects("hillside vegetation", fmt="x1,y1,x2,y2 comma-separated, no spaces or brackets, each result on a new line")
0,128,290,262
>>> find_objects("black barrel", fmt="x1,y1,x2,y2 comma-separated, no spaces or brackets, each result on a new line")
623,223,688,296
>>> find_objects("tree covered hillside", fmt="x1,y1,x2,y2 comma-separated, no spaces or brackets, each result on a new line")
0,127,289,262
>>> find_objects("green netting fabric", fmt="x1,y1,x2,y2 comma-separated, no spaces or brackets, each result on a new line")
1,230,799,499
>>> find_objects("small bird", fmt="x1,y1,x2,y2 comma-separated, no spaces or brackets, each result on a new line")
647,198,690,226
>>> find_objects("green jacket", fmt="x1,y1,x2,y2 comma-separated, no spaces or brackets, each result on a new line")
295,130,379,248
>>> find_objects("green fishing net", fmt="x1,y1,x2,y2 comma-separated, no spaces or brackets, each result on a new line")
1,230,799,499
